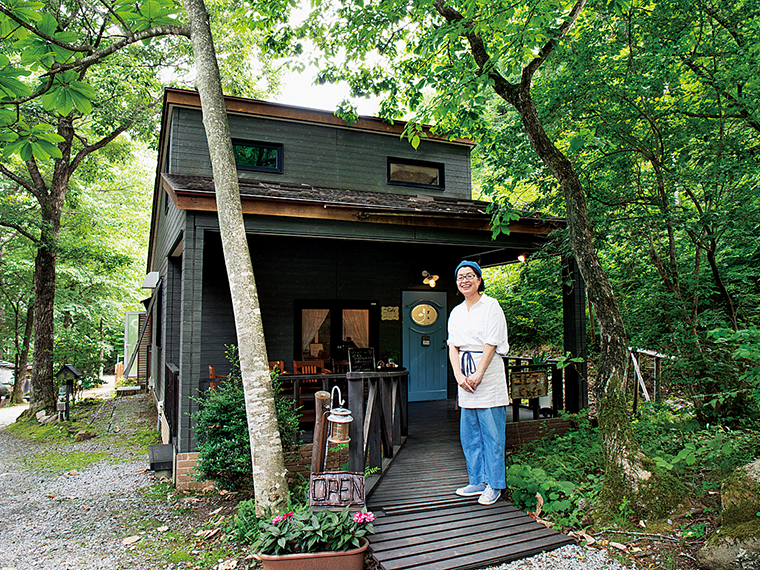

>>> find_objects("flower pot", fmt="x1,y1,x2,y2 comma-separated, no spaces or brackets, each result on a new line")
259,537,369,570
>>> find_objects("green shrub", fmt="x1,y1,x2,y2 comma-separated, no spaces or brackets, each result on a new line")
504,412,603,527
192,346,301,490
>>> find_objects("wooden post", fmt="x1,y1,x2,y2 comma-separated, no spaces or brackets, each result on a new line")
310,391,331,474
562,257,588,413
551,362,562,414
348,374,364,473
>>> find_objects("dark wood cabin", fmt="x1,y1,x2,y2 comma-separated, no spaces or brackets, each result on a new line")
144,88,586,486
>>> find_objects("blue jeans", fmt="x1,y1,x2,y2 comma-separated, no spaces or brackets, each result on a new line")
460,406,507,490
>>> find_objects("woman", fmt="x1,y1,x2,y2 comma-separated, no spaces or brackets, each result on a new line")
447,260,509,505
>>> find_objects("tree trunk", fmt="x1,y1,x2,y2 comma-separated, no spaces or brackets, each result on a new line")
183,0,288,513
516,92,650,512
28,121,71,413
705,245,738,330
30,229,59,412
11,303,33,404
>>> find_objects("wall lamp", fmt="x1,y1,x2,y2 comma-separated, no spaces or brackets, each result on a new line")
517,253,527,263
422,270,439,288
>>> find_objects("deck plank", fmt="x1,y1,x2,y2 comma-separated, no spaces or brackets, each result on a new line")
367,400,574,570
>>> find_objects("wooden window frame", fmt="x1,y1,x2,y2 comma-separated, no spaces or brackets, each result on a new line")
232,139,284,174
387,157,445,190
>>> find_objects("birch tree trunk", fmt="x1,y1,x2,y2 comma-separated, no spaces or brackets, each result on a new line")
183,0,288,512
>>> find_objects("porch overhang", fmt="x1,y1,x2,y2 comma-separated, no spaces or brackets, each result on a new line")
161,173,565,266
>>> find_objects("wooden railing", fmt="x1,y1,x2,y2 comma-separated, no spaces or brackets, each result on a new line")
346,370,409,476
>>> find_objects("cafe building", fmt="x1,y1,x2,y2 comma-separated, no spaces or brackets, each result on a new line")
143,88,586,486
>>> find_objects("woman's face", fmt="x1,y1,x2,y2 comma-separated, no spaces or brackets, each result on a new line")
456,267,481,297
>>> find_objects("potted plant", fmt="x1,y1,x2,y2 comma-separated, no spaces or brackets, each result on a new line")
248,505,375,570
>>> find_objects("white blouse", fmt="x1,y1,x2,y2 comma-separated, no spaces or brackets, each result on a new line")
447,294,510,408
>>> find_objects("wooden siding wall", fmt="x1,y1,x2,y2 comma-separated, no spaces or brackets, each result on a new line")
168,107,472,199
147,183,195,450
199,232,469,387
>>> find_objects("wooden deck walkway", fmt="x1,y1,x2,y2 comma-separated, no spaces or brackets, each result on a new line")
367,400,574,570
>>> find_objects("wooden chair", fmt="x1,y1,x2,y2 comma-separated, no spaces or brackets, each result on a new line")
331,359,350,374
293,360,324,374
208,365,228,379
208,365,228,391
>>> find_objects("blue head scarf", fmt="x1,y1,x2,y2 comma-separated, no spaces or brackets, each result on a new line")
454,261,485,293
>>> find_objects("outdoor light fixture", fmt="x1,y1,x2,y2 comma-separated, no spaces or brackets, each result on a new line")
517,254,527,263
327,386,353,444
422,270,439,288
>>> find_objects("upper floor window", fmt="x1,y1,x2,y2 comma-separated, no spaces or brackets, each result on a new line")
232,139,283,173
387,157,444,189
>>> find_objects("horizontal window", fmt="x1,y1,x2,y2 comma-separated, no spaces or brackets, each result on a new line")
387,157,444,189
232,139,283,173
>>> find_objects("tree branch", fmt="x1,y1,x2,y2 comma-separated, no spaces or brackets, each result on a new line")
0,220,40,243
39,24,192,77
25,157,48,198
0,164,37,197
0,5,94,53
433,0,518,105
523,0,587,83
69,97,162,173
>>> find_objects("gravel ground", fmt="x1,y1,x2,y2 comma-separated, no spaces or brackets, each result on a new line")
483,544,631,570
0,392,634,570
0,399,177,570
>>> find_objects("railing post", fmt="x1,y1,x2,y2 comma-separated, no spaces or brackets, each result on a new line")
400,372,408,437
381,374,394,458
347,374,364,473
551,361,563,414
368,377,382,470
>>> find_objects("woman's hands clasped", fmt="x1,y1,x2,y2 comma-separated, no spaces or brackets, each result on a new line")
457,370,483,393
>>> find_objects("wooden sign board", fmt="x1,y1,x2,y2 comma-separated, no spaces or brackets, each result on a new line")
381,306,399,321
348,347,375,372
309,471,365,508
510,370,549,399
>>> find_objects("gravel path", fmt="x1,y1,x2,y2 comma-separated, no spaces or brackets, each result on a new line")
483,544,631,570
0,397,177,570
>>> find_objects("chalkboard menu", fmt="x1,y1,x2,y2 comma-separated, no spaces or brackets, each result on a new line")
348,347,376,372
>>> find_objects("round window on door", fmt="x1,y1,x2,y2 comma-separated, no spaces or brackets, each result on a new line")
411,303,438,326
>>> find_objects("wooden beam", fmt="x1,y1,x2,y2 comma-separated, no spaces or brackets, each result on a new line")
167,188,556,235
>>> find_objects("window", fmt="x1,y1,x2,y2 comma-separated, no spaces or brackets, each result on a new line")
232,139,283,173
388,157,444,189
296,302,378,363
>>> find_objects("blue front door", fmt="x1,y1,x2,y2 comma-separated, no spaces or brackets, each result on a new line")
402,291,447,401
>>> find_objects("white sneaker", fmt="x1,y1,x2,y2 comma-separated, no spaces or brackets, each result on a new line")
455,483,486,497
477,485,501,505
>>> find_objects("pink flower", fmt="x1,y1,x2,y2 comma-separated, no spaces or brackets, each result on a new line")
272,511,294,524
353,511,375,523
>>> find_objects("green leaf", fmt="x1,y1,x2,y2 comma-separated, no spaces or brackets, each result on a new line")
33,139,62,159
569,134,585,152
